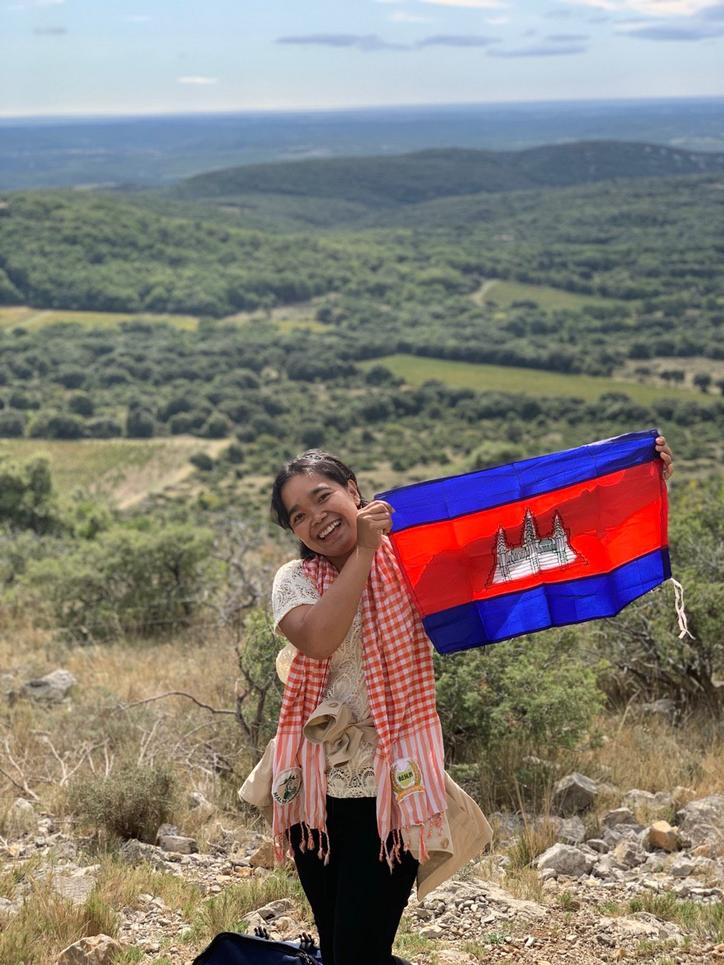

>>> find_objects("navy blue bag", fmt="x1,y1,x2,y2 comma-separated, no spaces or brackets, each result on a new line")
192,930,323,965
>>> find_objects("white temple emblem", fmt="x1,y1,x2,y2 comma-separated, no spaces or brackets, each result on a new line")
492,510,577,584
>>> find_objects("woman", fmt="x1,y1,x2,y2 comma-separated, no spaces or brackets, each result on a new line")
244,439,674,965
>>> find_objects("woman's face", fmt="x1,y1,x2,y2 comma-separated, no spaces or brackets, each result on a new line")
281,471,360,566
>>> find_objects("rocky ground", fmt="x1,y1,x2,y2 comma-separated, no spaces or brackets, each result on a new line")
1,773,722,964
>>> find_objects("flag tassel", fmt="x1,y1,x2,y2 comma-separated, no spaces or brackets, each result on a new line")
671,578,694,640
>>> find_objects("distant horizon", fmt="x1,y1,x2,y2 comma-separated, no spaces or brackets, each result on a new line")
2,92,724,124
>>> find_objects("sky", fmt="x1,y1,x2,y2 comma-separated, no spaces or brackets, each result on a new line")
1,0,723,117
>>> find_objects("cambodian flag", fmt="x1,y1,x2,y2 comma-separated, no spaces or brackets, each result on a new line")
376,429,670,655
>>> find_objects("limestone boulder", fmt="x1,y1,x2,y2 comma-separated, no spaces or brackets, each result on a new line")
57,935,123,964
552,773,598,816
676,795,724,848
158,833,198,854
612,839,647,870
537,843,594,878
21,668,76,703
602,807,636,829
558,816,586,845
644,820,679,853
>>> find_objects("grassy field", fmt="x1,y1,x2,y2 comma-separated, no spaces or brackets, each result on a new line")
0,436,228,506
471,279,626,311
0,304,325,334
0,306,199,332
363,353,708,405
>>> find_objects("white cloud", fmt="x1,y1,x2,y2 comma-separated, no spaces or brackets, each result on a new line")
420,0,506,8
490,41,587,55
486,15,510,22
177,76,218,85
8,0,64,7
568,0,716,14
390,9,433,19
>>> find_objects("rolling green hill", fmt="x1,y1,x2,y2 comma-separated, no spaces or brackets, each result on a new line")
172,141,724,208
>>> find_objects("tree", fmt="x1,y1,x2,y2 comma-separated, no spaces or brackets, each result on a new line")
596,478,723,716
125,407,155,438
0,456,59,533
0,412,25,438
693,372,712,393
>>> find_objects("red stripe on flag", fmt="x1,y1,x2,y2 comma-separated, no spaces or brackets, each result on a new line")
391,461,667,617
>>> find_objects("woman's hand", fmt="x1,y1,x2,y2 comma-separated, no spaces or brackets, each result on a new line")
656,435,674,481
356,500,394,550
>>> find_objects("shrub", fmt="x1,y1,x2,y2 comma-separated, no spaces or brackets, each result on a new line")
0,411,25,437
597,477,723,715
236,608,284,763
201,413,231,439
68,393,95,417
68,762,176,842
29,412,85,440
434,629,605,806
169,412,194,434
125,407,155,438
190,451,214,472
85,417,122,439
22,521,215,639
224,443,244,464
0,456,59,533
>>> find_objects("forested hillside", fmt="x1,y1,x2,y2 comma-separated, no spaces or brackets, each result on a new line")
174,142,724,206
1,145,723,486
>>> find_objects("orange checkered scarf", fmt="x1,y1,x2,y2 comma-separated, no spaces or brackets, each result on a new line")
271,538,447,866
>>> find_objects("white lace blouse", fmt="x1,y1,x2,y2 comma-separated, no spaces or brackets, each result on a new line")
271,559,377,799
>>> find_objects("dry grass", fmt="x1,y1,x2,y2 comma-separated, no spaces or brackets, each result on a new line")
579,714,724,806
506,813,559,873
0,622,252,823
0,879,118,964
186,870,309,946
93,857,203,918
600,892,724,944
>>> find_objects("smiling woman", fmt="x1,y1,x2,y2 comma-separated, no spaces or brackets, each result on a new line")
238,448,492,965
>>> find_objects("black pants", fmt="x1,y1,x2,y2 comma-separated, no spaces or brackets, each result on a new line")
290,796,418,965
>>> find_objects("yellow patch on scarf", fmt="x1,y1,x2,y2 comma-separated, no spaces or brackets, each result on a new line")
391,758,424,802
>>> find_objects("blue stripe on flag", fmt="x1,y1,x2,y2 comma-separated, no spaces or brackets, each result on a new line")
422,547,671,654
378,428,658,533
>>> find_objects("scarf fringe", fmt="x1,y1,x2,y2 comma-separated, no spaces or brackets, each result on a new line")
275,821,331,866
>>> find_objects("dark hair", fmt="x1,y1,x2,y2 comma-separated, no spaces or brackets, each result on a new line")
270,449,366,560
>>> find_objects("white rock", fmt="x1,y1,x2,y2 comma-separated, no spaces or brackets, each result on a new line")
587,838,609,853
612,839,647,870
602,807,636,828
57,934,123,964
157,833,198,854
257,898,295,921
676,795,724,847
53,874,97,906
537,843,594,878
553,773,598,815
670,855,696,878
21,668,76,702
558,816,586,845
7,797,37,833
